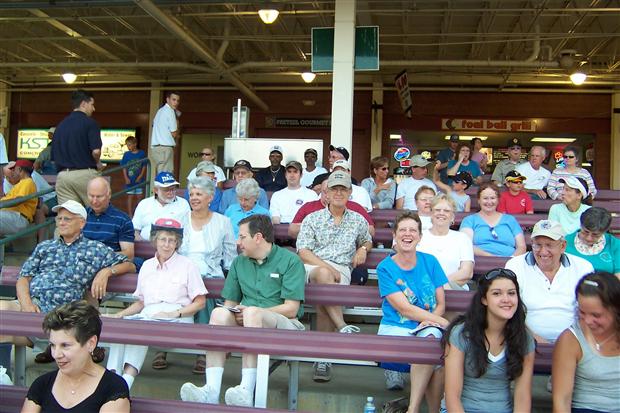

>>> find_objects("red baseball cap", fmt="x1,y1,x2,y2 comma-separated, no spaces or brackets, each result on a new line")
13,160,34,169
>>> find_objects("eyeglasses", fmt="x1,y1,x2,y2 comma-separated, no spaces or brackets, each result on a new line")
489,227,499,239
379,167,389,171
201,152,212,156
484,268,517,281
563,155,576,159
156,237,177,245
55,216,76,223
531,241,563,251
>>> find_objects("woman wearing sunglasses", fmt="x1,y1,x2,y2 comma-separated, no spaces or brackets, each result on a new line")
552,272,620,413
547,146,597,201
361,156,396,209
460,182,526,257
442,268,535,413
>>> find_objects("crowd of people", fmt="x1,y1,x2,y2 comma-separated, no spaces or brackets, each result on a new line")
0,90,618,413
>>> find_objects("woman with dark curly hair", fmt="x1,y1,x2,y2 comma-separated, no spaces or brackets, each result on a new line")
441,268,535,413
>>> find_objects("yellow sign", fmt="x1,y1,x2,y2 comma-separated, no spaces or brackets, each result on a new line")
17,128,136,162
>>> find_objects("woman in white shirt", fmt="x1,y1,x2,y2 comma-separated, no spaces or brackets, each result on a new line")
418,194,474,291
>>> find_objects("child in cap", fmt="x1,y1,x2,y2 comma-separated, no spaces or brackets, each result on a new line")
432,161,472,212
497,171,533,215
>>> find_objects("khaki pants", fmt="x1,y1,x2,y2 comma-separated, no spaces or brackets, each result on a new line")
151,146,174,174
55,169,99,206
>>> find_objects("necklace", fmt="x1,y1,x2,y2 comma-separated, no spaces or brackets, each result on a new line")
594,333,616,351
270,166,281,182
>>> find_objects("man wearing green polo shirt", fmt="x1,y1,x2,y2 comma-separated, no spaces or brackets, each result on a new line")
180,214,305,407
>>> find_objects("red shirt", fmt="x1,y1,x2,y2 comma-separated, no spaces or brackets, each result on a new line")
292,200,374,226
497,190,533,214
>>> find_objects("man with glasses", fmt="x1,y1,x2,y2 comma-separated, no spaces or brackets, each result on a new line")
297,171,372,382
332,159,372,212
395,155,437,210
505,220,593,343
516,145,551,199
491,137,525,186
187,147,226,187
0,200,133,359
132,172,190,240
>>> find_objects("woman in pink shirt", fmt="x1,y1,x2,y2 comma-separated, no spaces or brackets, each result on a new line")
105,218,207,389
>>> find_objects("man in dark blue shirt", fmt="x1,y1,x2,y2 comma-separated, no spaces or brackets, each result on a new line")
436,133,460,184
52,89,103,206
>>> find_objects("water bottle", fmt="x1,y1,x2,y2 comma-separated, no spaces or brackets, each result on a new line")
363,396,376,413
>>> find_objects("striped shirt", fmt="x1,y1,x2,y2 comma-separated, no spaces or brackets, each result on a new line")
84,205,134,252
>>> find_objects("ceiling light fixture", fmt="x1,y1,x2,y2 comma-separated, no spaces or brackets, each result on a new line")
301,72,316,83
62,72,77,84
258,9,279,24
570,70,587,85
531,137,576,143
444,135,488,141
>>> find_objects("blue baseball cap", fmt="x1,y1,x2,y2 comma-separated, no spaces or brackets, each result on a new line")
154,172,179,187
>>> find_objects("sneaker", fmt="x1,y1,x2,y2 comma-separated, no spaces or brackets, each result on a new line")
339,324,361,334
180,383,219,404
385,370,404,391
224,385,253,407
313,361,332,382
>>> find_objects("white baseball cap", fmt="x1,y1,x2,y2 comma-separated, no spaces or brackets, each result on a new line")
52,200,87,220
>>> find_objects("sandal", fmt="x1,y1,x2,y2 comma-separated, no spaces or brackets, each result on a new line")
192,355,206,375
151,351,168,369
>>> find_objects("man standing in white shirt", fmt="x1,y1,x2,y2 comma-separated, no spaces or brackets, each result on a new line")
505,220,593,343
151,91,180,174
270,161,318,224
300,148,327,188
395,155,437,210
516,145,551,199
332,160,372,212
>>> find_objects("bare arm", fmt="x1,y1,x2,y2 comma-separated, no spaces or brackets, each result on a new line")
513,351,534,413
118,241,135,260
288,223,301,238
446,261,474,288
267,299,300,319
271,216,281,225
134,229,144,241
91,261,136,300
100,397,130,413
552,330,580,413
106,300,145,318
432,161,452,193
464,198,471,212
447,158,462,177
443,343,466,413
154,294,206,319
16,276,39,313
513,233,527,256
395,197,404,209
385,292,449,327
20,399,42,413
298,248,332,268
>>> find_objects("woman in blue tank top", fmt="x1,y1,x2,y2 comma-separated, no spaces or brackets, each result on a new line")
441,268,535,413
552,272,620,413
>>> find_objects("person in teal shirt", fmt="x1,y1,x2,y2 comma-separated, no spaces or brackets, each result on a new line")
224,178,270,237
565,207,620,277
548,176,591,234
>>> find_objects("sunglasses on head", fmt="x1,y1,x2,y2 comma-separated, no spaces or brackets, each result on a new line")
484,268,517,281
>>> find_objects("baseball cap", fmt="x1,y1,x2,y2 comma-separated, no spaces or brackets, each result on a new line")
410,155,431,168
151,217,183,237
13,160,34,169
328,145,350,161
332,159,351,171
531,220,564,240
196,161,216,174
48,127,56,134
453,171,473,189
304,148,318,156
309,172,329,188
327,170,352,189
505,170,527,183
233,159,252,171
269,145,283,155
52,200,87,220
559,177,588,198
154,172,180,187
507,137,522,148
449,134,459,142
285,161,302,172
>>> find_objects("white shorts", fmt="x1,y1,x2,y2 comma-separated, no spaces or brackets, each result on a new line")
304,260,352,285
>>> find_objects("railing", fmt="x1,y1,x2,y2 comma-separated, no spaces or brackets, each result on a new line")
0,159,150,265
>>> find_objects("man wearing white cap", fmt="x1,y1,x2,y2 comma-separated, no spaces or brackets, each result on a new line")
505,220,593,343
255,145,287,192
332,159,372,212
395,155,437,210
132,172,190,240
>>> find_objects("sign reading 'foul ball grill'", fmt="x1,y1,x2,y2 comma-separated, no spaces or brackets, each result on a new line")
442,118,537,132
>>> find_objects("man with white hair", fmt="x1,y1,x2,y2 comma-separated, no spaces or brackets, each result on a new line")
505,220,593,343
132,172,190,240
269,161,317,224
516,145,551,199
332,159,372,212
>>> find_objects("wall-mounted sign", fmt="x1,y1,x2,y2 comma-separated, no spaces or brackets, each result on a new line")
442,118,536,132
265,117,331,129
17,128,136,162
393,147,411,161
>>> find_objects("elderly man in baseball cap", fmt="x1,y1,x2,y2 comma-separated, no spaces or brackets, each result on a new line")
505,219,593,343
332,159,373,212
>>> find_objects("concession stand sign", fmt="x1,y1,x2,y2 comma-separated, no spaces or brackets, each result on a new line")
266,117,331,128
442,118,537,132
